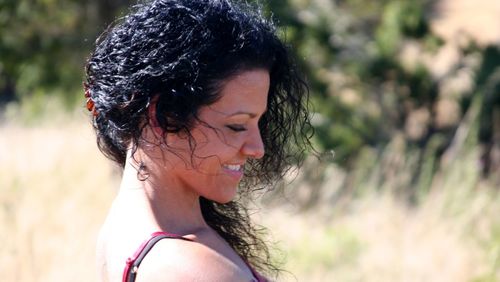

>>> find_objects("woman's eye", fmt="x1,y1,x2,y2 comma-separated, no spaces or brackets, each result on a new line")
226,125,247,132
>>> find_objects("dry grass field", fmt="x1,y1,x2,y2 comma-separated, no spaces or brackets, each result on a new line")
1,107,499,281
0,111,117,281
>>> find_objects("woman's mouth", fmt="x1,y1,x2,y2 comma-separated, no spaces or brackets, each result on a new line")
222,164,244,179
222,164,242,171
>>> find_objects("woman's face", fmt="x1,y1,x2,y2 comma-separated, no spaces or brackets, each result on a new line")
156,69,269,203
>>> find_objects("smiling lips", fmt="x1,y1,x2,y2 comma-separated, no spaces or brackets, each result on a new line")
222,164,244,179
223,164,242,171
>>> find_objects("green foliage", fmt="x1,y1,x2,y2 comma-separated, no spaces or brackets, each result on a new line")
262,0,500,192
0,0,132,107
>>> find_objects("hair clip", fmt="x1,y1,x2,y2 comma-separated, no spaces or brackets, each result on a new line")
84,83,98,117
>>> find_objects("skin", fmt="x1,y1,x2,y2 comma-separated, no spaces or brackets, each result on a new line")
97,69,270,282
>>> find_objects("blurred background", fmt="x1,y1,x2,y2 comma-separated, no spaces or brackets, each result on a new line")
1,0,499,281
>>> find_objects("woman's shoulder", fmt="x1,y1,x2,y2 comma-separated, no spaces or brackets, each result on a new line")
134,236,252,282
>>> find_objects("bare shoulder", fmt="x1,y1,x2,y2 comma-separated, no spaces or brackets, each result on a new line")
135,237,251,282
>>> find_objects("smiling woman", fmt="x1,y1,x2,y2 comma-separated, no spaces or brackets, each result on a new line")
84,0,312,281
143,70,269,205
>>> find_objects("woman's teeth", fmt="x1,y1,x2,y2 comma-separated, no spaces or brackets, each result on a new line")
223,164,241,171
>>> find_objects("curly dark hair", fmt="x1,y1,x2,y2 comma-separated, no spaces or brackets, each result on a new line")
85,0,312,277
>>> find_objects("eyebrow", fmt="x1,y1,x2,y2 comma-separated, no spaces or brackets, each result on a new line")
227,109,267,118
227,111,258,118
207,106,267,118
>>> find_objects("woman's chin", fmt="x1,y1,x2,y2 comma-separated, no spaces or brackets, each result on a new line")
210,187,239,204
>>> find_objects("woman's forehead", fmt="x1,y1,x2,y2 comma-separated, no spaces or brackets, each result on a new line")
209,69,270,116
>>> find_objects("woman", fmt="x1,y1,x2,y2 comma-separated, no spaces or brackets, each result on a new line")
84,0,312,281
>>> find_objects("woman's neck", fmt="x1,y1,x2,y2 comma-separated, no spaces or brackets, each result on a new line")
118,152,208,235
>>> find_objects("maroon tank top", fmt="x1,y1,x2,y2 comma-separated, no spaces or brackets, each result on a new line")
122,231,268,282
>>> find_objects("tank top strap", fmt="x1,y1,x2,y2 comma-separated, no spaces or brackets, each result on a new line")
122,231,192,282
245,261,269,282
122,232,267,282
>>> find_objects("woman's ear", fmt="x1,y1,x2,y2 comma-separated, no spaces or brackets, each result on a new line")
148,95,164,137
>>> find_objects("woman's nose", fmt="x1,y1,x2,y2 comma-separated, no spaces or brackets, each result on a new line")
241,128,265,159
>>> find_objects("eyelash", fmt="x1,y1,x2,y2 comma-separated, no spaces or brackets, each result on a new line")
226,125,247,132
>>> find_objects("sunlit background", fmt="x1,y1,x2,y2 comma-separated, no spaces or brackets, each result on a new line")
1,0,499,281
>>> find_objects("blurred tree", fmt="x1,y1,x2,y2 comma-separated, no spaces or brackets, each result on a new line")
476,46,500,177
264,0,438,163
0,0,132,107
261,0,499,200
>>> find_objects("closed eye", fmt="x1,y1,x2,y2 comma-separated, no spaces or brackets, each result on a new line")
226,125,247,132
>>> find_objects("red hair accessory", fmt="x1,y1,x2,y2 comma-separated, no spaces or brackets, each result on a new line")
83,83,98,117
